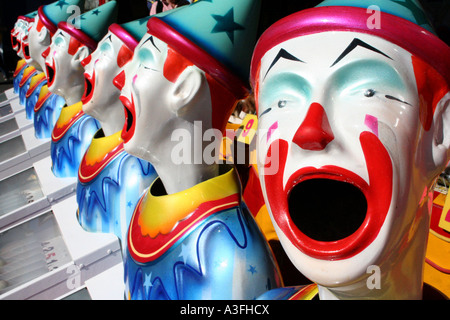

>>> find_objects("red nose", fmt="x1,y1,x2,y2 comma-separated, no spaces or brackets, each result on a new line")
42,47,50,59
81,55,92,67
293,102,334,151
113,70,126,91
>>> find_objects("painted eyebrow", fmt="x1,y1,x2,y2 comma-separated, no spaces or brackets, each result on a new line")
264,48,304,80
140,35,160,52
56,31,66,37
105,34,112,42
385,94,411,106
330,38,392,67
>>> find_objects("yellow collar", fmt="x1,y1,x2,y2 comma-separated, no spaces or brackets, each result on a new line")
138,166,241,238
84,130,123,166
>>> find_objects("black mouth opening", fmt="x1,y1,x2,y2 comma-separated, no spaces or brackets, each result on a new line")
23,44,30,59
84,77,92,98
125,106,133,131
288,178,367,242
46,65,55,84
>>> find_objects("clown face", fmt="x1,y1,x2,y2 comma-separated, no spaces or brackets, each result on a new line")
81,31,133,121
11,19,29,59
114,32,212,162
43,29,89,102
255,31,431,287
27,17,51,71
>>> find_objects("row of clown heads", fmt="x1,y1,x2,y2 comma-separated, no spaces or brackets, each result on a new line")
10,0,450,300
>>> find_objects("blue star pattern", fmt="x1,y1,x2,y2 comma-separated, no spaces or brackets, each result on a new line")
55,0,69,10
211,8,244,43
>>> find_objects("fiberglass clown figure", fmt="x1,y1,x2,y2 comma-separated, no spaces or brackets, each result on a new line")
43,1,118,177
76,16,157,254
26,0,84,138
113,0,282,300
252,0,450,300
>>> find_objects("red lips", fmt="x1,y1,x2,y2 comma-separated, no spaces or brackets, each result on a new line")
81,71,95,105
119,94,136,143
263,131,393,260
45,59,56,88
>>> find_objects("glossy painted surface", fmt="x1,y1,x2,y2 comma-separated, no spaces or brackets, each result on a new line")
33,85,65,139
125,167,281,300
253,31,450,299
50,102,100,177
77,130,157,250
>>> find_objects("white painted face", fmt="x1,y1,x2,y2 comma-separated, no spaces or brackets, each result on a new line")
27,17,51,71
12,19,29,59
114,32,211,162
255,31,432,286
81,31,130,119
44,29,89,100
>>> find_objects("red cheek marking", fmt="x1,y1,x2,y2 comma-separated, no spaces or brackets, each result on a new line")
117,45,133,68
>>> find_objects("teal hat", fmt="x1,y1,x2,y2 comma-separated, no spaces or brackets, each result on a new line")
109,16,151,51
24,10,38,20
39,0,85,35
58,1,118,50
148,0,261,96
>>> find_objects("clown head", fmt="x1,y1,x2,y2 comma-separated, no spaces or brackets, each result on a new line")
251,1,450,299
43,1,118,105
114,0,259,194
27,0,83,72
11,13,36,59
81,18,149,137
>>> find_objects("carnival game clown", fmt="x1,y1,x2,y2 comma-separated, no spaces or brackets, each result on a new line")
76,16,157,253
27,0,84,73
43,1,118,177
251,0,450,300
24,0,83,138
114,0,281,300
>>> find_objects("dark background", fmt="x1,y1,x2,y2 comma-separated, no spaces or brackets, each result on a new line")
0,0,449,82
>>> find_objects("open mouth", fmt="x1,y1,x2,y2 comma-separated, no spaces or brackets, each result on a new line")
264,133,393,260
45,61,55,87
288,178,367,242
81,72,94,104
119,95,135,143
11,35,18,50
23,44,30,60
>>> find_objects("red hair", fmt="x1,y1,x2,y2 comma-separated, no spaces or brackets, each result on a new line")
163,46,239,134
412,56,449,131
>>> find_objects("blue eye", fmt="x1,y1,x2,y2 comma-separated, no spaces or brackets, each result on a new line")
54,36,65,47
99,41,112,53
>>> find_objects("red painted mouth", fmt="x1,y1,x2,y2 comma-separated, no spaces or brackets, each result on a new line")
81,71,95,105
22,43,30,60
45,59,56,88
263,131,392,260
119,94,136,143
11,33,19,51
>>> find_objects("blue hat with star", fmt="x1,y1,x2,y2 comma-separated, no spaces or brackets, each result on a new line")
58,1,118,50
39,0,85,35
147,0,261,97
